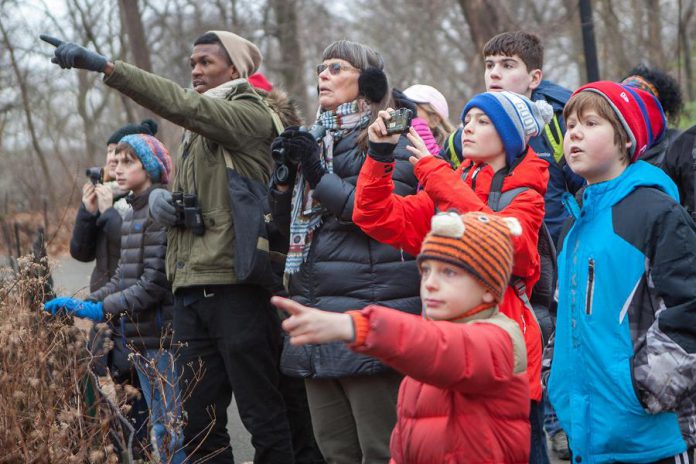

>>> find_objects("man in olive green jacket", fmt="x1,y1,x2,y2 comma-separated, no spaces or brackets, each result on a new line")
41,31,295,463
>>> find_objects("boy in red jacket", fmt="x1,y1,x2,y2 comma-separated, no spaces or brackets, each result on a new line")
353,91,551,412
273,211,531,463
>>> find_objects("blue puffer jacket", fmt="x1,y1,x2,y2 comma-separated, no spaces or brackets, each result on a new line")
530,80,585,245
549,161,696,463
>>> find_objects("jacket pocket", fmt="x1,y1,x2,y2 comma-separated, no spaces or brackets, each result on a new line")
585,258,595,316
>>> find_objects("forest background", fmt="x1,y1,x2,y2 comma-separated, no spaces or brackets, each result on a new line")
0,0,694,242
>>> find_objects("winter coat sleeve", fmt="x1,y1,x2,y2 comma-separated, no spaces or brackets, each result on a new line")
351,305,518,394
89,219,170,316
352,156,435,257
88,265,121,302
415,156,546,280
312,173,357,222
633,201,696,412
69,204,99,262
103,61,273,150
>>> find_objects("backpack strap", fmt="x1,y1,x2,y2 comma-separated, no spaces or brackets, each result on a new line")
446,131,461,168
543,114,564,164
230,88,285,136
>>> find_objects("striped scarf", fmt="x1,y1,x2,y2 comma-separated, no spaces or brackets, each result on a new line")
285,100,371,275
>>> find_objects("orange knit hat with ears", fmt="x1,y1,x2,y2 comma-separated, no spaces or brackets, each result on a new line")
417,211,522,301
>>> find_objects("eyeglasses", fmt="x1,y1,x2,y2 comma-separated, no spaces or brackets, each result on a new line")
316,62,357,76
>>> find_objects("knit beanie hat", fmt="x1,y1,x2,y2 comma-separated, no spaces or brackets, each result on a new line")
118,134,172,185
209,30,262,78
573,81,666,162
106,119,157,146
417,211,522,302
404,84,450,121
461,91,554,165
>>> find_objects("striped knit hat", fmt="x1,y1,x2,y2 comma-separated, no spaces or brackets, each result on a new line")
118,134,172,185
461,91,554,165
417,211,522,301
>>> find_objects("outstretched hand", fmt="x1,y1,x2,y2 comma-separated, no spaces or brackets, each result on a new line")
40,34,108,73
272,296,355,346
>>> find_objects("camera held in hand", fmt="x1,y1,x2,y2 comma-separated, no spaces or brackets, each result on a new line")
85,167,103,185
384,108,414,135
172,192,205,236
271,124,326,185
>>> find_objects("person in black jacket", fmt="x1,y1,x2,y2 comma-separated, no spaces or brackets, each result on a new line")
70,119,158,292
269,40,421,463
46,134,184,463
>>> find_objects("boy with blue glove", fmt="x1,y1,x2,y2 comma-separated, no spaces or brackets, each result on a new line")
45,134,185,463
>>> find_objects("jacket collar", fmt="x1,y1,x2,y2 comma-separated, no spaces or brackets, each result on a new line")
126,184,160,211
459,146,550,199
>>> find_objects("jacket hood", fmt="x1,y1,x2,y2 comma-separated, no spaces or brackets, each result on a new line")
565,161,679,218
256,88,303,129
531,80,571,112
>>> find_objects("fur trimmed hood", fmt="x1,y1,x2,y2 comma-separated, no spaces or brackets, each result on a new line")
257,88,304,129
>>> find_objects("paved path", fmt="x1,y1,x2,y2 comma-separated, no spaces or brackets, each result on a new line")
52,255,567,464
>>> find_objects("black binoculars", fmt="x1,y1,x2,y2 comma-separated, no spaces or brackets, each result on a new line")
85,167,103,185
271,124,326,185
172,192,205,236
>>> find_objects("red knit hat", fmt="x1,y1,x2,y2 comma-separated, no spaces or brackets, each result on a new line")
417,211,522,302
573,81,666,162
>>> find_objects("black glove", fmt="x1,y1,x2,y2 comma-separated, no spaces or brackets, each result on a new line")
367,140,397,163
276,127,320,165
301,149,325,189
40,35,108,72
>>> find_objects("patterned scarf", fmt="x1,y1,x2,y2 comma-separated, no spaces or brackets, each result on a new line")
285,100,371,274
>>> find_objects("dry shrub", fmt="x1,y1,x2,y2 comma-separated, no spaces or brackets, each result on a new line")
0,255,129,463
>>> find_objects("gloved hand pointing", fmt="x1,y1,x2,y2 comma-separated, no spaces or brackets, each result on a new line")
40,35,108,72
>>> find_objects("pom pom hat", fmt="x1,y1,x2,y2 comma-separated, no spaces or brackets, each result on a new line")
572,81,666,162
106,119,157,146
417,211,522,302
118,134,172,185
462,91,554,165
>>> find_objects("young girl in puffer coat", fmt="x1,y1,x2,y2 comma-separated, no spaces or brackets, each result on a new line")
273,211,531,463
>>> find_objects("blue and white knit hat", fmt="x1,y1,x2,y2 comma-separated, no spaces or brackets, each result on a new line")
118,134,172,185
461,91,554,164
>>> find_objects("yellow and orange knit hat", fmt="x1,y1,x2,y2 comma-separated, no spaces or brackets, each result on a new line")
417,211,522,301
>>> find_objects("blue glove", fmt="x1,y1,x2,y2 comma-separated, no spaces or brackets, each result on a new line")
44,296,81,315
40,35,108,72
74,301,104,322
43,296,104,321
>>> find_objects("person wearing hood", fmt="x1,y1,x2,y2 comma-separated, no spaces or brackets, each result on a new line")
548,81,696,463
40,31,295,463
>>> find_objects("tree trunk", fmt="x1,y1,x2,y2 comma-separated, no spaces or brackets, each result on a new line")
456,0,515,90
645,0,665,69
117,0,159,122
268,0,310,121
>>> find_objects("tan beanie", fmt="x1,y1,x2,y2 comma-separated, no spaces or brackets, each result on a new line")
208,30,262,78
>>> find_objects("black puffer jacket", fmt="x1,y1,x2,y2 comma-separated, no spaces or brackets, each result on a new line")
89,185,174,349
70,200,123,292
273,130,421,378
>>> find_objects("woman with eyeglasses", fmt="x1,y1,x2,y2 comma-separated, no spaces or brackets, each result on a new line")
270,40,421,463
